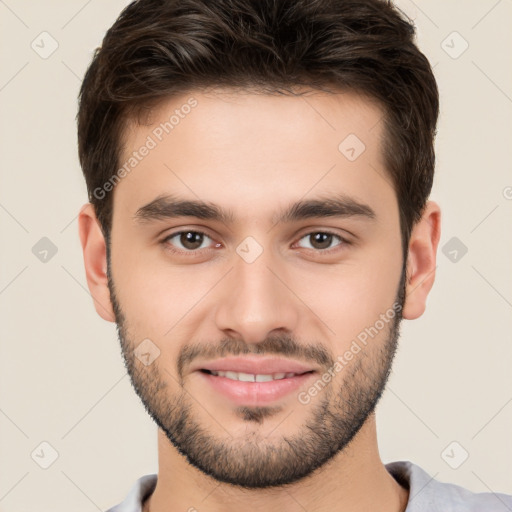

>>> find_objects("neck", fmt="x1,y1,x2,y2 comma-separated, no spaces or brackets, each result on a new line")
143,414,409,512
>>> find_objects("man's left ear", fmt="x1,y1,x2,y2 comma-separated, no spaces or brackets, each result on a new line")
402,200,442,320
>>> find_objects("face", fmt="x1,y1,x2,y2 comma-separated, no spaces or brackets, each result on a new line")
107,88,406,488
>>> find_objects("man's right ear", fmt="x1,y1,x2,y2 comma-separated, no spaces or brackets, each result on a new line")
78,203,116,322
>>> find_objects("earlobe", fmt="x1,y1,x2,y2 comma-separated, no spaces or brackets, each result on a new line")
78,203,116,322
402,200,442,320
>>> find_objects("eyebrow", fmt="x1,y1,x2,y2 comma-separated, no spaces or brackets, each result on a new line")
133,193,376,226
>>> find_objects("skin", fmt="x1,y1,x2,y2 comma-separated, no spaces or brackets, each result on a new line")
79,88,441,512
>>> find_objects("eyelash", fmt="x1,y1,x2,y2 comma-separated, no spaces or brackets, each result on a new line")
161,229,351,256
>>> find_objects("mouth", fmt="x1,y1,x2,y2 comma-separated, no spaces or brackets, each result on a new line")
194,358,318,406
200,369,313,382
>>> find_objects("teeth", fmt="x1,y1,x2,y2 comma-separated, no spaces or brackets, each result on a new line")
255,374,273,382
209,370,299,381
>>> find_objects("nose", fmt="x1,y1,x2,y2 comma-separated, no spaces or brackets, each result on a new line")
214,244,300,345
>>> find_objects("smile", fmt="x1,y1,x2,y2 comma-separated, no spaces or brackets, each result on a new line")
197,369,316,406
203,370,305,382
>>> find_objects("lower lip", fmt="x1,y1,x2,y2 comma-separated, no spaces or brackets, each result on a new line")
197,371,315,406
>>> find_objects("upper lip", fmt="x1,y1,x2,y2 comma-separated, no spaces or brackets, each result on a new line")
191,356,317,375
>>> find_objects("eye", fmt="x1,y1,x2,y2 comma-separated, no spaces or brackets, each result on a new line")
295,231,347,252
161,229,350,256
163,230,217,252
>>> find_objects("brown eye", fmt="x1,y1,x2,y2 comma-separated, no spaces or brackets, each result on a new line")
297,232,345,251
164,231,212,251
180,231,204,250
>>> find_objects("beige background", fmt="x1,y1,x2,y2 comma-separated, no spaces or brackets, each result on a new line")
1,0,511,510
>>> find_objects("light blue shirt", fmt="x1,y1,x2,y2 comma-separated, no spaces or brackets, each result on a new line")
106,460,512,511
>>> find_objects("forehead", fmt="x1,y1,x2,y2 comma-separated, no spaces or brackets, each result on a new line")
113,87,394,224
123,86,384,150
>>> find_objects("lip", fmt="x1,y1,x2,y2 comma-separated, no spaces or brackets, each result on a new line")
191,356,317,375
197,370,316,406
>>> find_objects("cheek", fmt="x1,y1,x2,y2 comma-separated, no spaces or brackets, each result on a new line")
111,246,219,341
291,243,402,346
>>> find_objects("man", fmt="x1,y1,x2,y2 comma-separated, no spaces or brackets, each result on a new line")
76,0,511,511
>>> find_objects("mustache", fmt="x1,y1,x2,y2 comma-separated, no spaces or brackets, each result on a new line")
177,334,334,380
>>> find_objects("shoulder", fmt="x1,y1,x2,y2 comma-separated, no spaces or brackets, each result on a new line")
105,474,158,512
385,461,512,512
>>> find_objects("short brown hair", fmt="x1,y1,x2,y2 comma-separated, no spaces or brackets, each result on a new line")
77,0,439,262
